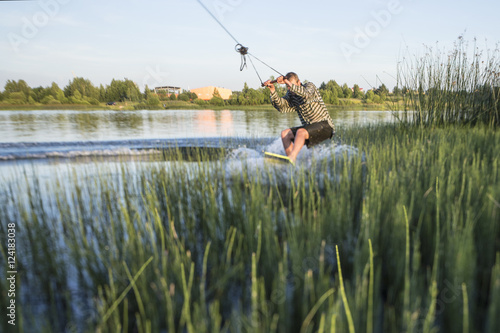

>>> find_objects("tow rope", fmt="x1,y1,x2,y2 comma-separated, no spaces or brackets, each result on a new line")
195,0,284,85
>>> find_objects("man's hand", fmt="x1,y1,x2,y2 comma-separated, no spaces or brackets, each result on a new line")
263,79,276,93
276,75,293,88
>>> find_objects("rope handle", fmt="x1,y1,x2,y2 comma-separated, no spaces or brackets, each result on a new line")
235,44,249,71
261,79,278,87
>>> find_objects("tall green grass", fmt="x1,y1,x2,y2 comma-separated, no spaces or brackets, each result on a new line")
398,36,500,126
0,124,499,332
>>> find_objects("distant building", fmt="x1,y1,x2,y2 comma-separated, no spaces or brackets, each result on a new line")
154,86,181,95
190,86,232,101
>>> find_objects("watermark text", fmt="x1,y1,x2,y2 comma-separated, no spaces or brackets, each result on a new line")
6,222,17,326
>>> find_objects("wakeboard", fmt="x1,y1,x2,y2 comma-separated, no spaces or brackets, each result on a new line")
264,152,295,165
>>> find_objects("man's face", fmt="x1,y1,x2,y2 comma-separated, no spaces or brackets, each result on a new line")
287,78,299,90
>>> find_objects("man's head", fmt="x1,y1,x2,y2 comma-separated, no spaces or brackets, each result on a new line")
285,72,301,86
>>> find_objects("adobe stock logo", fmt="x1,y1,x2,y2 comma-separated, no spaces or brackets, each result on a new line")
142,65,170,88
211,0,243,21
340,0,406,63
8,0,72,53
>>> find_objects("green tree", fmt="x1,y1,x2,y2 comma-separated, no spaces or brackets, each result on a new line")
26,82,66,104
228,91,240,105
213,88,222,99
147,94,160,106
322,79,343,98
69,90,89,104
156,90,168,101
41,94,60,104
261,87,271,104
342,83,352,98
125,83,141,102
31,86,48,103
393,86,401,96
99,84,106,102
177,90,195,102
375,84,389,96
64,77,100,101
178,93,189,102
194,98,207,106
5,92,26,104
4,79,31,103
242,82,250,95
239,84,266,105
320,89,338,105
319,89,329,103
106,80,120,102
49,82,66,103
363,90,376,103
209,95,224,106
105,79,141,102
143,85,153,101
325,80,339,92
169,92,177,101
189,91,198,100
352,84,363,98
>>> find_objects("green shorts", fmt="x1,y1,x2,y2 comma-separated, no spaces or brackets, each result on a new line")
291,120,334,148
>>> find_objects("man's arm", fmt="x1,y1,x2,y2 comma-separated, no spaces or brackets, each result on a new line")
263,78,295,113
278,76,316,100
270,90,295,113
287,82,316,99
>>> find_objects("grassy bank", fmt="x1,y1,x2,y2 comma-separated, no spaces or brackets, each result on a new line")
0,103,120,111
0,124,498,332
0,100,395,112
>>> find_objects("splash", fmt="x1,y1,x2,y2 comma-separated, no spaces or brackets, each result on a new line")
225,137,360,182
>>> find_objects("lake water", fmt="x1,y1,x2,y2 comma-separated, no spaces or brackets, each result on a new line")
0,109,398,159
0,108,402,187
0,109,398,143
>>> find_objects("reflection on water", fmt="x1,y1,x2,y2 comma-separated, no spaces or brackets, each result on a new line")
220,110,234,136
195,110,217,135
194,110,237,136
0,109,401,143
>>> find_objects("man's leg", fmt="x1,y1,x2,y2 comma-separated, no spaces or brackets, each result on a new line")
288,128,309,162
281,128,295,156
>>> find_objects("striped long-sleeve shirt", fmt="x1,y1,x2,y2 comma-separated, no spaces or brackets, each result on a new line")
270,81,335,132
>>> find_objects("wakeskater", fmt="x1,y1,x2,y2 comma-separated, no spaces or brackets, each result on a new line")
263,73,335,163
195,0,335,164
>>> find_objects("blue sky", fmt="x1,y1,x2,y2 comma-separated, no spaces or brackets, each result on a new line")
0,0,498,92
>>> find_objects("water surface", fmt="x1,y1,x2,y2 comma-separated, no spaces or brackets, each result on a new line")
0,109,398,177
0,109,399,143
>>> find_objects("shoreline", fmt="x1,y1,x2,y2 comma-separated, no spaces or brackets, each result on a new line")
0,102,398,112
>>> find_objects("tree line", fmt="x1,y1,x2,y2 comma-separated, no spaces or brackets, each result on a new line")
0,77,397,107
0,78,166,106
221,80,394,106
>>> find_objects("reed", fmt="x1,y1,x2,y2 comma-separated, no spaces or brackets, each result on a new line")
337,245,355,333
462,283,469,333
398,36,500,126
0,124,498,332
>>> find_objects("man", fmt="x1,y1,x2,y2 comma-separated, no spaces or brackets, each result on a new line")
263,72,335,163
